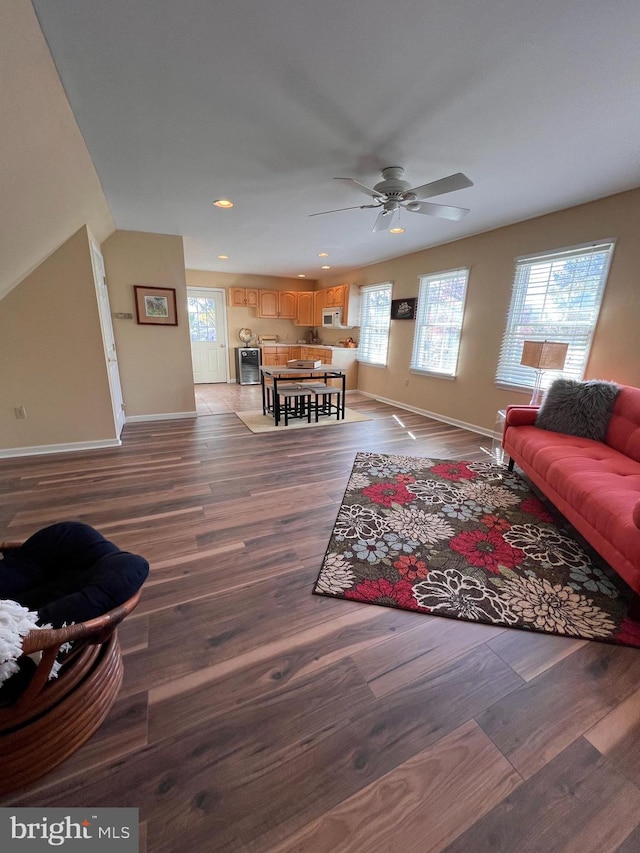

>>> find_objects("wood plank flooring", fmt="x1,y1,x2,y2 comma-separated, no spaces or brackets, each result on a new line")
3,386,640,852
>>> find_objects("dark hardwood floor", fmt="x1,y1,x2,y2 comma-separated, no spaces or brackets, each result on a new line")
3,387,640,852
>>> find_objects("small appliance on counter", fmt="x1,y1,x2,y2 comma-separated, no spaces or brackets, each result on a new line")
258,334,279,345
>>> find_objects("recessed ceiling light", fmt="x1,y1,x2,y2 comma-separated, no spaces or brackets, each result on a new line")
321,265,331,270
217,254,229,259
318,252,329,257
213,199,234,208
390,227,405,234
297,274,306,278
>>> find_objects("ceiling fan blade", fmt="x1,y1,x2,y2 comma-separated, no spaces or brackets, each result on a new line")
408,201,470,221
372,208,396,232
309,203,379,217
407,172,474,200
333,176,383,200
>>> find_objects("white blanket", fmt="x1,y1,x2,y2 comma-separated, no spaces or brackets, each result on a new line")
0,599,51,686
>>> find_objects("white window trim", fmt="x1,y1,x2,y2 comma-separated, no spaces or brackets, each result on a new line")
495,240,615,393
357,282,393,367
410,267,469,379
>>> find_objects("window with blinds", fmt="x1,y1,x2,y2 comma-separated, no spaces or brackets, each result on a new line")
357,283,393,366
410,268,469,377
496,241,615,391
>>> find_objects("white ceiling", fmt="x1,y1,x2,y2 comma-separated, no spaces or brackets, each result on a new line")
32,0,640,281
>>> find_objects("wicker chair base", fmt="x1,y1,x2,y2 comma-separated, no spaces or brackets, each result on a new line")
0,631,123,795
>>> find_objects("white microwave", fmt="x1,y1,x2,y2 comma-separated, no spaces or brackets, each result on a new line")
322,308,345,328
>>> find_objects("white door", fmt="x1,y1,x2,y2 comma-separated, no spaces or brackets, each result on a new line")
91,241,125,436
188,288,229,383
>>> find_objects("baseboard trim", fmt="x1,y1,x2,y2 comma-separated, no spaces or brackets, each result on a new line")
357,390,494,438
125,411,198,423
0,438,122,459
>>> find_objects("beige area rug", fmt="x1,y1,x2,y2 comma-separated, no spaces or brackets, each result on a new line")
236,408,371,433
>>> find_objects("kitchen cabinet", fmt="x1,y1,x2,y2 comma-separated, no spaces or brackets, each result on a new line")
295,291,315,326
228,286,349,327
261,347,284,366
228,287,258,308
324,284,362,326
299,346,332,364
324,286,343,307
258,291,279,318
315,284,361,326
262,346,301,366
262,345,331,366
258,290,298,319
278,291,298,319
313,290,327,326
331,284,361,326
340,284,361,327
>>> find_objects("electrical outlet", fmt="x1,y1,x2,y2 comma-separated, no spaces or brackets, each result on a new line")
14,406,26,419
405,378,410,387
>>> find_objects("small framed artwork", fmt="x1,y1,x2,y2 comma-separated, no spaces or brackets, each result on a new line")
134,286,178,326
391,297,417,320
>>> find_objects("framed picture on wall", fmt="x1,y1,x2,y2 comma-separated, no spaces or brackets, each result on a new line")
391,298,417,320
134,286,178,325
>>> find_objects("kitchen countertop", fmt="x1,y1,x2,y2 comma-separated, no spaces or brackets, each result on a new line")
258,343,357,350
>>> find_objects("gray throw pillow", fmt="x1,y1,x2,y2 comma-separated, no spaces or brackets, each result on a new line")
535,378,620,441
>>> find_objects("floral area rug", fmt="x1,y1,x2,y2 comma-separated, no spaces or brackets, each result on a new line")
313,452,640,646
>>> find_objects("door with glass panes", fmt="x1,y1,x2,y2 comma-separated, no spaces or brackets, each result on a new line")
187,288,228,383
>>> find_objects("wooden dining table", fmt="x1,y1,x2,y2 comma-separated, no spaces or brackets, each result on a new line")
260,364,347,426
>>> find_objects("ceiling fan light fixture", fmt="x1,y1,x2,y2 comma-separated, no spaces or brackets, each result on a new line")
312,165,473,231
213,198,234,208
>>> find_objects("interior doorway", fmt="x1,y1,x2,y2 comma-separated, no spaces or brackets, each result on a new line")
90,240,125,437
187,288,229,383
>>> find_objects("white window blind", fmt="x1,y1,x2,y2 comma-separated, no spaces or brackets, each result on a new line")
358,283,392,366
496,241,614,391
410,268,469,377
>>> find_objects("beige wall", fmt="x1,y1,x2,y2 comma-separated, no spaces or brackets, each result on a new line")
0,0,115,300
319,188,640,432
103,231,196,418
0,227,116,451
2,1,636,449
185,269,319,381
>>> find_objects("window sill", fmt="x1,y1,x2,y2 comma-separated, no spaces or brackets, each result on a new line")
409,369,455,381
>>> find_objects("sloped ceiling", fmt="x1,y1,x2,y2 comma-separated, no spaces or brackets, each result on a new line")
0,0,114,299
22,0,640,282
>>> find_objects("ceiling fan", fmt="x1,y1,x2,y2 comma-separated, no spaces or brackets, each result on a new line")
309,166,473,232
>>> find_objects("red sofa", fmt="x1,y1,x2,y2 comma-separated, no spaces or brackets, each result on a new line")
502,384,640,608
